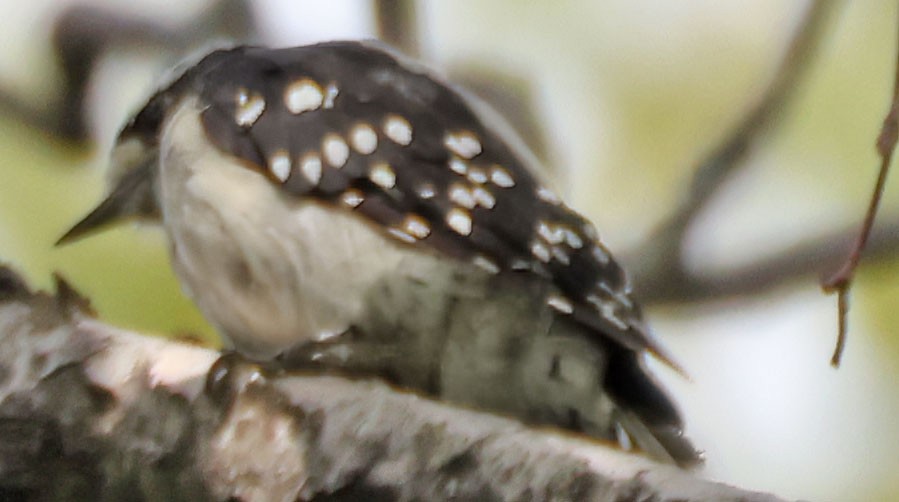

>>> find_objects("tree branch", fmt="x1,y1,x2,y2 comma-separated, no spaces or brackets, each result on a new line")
633,216,899,305
0,265,786,501
628,1,839,298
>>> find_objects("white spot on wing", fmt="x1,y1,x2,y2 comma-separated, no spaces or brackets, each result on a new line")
445,131,482,159
537,221,551,242
322,134,349,168
235,88,265,127
531,241,551,263
402,214,431,239
564,228,583,249
602,303,629,330
598,281,633,309
552,246,570,265
617,291,634,309
323,82,339,109
416,183,436,199
446,208,472,235
237,88,249,106
269,150,291,182
383,114,413,145
537,221,564,244
387,228,416,243
587,294,629,330
490,165,515,188
299,153,322,185
592,245,610,265
284,78,323,114
472,187,495,209
473,255,500,274
510,258,530,270
449,158,468,175
448,183,475,209
547,294,573,314
536,186,561,205
369,162,396,189
350,123,378,154
341,189,364,208
467,167,488,184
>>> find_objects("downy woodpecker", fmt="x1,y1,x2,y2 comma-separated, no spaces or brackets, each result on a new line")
59,41,699,466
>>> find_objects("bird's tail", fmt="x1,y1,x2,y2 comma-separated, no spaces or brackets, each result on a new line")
603,350,702,467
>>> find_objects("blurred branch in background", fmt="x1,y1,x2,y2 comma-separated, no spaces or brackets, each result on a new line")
637,218,899,304
374,0,420,58
0,0,256,147
823,7,899,366
627,1,839,297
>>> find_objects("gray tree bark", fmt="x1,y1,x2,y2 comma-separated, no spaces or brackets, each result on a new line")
0,265,788,502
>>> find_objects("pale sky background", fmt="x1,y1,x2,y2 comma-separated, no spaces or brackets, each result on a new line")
0,1,897,500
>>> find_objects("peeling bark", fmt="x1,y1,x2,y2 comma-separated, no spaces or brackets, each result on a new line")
0,265,787,502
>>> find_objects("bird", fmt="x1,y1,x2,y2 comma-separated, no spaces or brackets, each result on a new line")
58,41,700,466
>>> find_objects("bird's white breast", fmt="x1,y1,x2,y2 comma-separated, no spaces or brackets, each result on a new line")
157,97,421,358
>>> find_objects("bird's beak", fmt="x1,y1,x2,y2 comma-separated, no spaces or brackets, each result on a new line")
56,152,159,246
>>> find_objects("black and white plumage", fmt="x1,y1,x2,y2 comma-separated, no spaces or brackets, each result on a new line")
60,41,699,466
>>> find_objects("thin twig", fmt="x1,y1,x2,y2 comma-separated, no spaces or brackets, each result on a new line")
629,1,837,296
822,9,899,367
